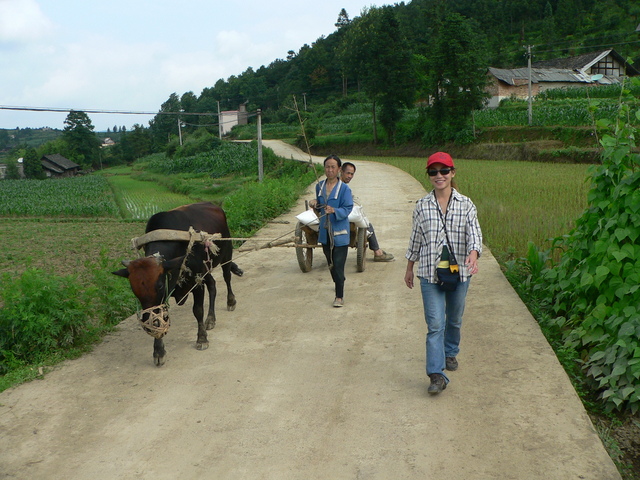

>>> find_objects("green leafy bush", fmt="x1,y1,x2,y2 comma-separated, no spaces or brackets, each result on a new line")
0,269,88,373
526,79,640,412
223,165,319,239
0,251,138,379
172,128,222,158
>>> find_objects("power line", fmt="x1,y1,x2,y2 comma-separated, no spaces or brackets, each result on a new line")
533,39,640,56
181,111,259,128
0,105,217,116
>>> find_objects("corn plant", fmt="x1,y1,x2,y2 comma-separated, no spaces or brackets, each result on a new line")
147,142,257,177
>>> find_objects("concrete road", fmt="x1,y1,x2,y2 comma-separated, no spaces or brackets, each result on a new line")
0,141,620,479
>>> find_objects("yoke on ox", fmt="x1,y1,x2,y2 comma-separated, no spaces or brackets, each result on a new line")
113,202,242,366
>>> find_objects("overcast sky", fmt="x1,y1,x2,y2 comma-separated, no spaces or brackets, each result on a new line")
0,0,373,131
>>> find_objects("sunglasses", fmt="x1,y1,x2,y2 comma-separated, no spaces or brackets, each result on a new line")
427,168,454,177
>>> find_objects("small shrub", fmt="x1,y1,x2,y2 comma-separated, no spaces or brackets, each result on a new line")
224,165,319,239
0,269,89,373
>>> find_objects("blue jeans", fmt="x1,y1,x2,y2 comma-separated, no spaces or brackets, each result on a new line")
419,277,471,383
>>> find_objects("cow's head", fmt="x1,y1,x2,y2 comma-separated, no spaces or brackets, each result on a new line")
113,254,185,309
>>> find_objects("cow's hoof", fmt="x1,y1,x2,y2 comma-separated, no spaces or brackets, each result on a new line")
205,319,216,330
154,355,166,367
227,303,236,312
196,341,209,351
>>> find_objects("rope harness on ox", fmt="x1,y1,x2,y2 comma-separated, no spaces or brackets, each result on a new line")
131,227,222,338
129,216,328,338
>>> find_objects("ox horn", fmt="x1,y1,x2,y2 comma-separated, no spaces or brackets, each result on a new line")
121,260,131,267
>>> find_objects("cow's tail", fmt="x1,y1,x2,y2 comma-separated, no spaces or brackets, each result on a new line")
230,262,244,277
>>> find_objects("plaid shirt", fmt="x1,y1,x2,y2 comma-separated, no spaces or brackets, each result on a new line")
405,189,483,283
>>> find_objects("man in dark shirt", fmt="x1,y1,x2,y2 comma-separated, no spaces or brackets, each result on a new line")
341,161,394,262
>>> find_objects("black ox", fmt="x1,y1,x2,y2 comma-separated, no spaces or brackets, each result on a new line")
113,202,242,366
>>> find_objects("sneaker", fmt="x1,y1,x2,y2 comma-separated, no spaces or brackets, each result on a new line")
445,356,458,371
428,374,447,394
333,298,344,308
374,251,395,262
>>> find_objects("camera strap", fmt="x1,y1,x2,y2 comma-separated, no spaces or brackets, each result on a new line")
437,192,459,271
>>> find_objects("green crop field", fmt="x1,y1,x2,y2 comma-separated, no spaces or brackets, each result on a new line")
0,176,119,217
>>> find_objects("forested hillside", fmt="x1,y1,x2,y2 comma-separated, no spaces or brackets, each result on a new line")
2,0,639,167
147,0,639,145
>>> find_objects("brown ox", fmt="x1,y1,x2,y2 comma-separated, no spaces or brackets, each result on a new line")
113,202,242,366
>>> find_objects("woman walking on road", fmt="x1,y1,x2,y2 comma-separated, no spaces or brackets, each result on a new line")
310,155,353,308
404,152,482,394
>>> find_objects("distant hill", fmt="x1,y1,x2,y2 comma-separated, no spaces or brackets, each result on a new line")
0,127,63,152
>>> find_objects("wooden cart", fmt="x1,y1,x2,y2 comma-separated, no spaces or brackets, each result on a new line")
294,218,368,273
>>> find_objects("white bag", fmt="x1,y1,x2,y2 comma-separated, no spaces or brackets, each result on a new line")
296,208,319,226
348,204,369,228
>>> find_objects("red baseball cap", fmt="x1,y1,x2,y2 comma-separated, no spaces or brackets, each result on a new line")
426,152,454,169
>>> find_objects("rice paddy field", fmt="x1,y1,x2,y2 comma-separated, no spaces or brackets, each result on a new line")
350,155,591,260
107,175,194,220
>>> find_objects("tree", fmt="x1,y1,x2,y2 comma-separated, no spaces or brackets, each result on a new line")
541,1,557,48
149,93,181,148
23,147,44,179
341,6,416,144
335,8,351,29
62,110,101,169
417,12,490,145
5,159,20,179
555,0,581,36
114,124,153,164
0,129,9,150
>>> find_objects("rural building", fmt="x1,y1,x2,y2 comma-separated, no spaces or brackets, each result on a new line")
219,103,248,136
101,137,115,147
486,49,639,107
41,154,80,178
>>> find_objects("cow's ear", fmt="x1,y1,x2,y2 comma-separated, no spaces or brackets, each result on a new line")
162,255,185,273
112,268,130,278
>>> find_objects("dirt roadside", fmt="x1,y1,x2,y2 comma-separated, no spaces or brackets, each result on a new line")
0,141,621,479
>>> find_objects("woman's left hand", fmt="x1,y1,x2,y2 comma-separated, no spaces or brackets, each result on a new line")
465,251,479,275
325,205,335,214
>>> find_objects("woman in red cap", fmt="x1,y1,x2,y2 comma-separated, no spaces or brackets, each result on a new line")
404,152,482,394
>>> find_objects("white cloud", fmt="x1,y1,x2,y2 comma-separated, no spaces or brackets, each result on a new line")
0,0,53,42
0,0,374,130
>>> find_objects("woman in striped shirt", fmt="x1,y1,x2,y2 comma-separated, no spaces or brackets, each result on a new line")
404,152,482,395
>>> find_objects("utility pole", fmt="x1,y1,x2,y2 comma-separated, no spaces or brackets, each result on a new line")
178,117,183,146
257,109,263,182
302,93,307,111
526,45,533,126
217,101,222,138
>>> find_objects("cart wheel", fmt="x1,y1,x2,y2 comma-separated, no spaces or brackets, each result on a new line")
295,221,313,272
356,227,367,272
